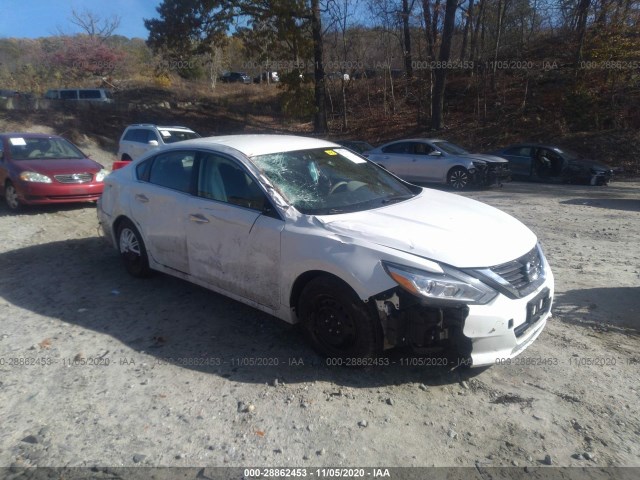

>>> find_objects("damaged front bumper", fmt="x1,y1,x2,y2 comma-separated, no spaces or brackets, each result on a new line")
374,273,554,367
472,163,512,187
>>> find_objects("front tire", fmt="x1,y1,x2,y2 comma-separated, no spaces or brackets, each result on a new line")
4,181,21,211
447,167,470,190
298,276,382,361
117,219,151,278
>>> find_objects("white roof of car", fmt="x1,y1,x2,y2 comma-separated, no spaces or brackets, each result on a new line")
175,134,339,157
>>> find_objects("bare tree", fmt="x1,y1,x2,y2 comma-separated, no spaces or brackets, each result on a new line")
69,8,121,40
431,0,457,129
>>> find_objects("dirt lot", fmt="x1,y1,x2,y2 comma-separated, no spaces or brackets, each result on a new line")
0,135,638,473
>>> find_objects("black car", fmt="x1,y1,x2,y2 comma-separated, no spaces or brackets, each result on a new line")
493,144,614,185
220,72,252,84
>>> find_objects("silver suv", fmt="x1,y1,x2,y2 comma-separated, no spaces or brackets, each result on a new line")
117,124,200,161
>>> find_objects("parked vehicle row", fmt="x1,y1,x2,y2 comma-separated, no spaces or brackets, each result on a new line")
338,138,614,189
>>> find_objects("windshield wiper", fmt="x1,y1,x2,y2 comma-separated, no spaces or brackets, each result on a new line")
381,194,413,205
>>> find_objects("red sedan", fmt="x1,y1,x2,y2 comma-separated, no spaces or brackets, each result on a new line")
0,133,108,211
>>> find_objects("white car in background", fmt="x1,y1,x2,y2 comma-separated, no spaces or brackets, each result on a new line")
117,124,200,161
98,135,553,367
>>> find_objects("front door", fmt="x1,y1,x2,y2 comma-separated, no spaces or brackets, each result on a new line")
186,152,284,309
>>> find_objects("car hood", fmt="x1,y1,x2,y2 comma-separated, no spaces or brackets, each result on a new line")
461,153,509,164
314,188,536,268
15,158,102,175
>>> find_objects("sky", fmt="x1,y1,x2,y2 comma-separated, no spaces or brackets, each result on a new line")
0,0,160,39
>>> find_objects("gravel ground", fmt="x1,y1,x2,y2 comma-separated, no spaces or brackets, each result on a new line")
0,140,638,473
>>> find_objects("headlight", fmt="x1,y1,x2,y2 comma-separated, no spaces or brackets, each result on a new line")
19,171,52,183
95,169,109,182
383,261,498,305
472,161,486,169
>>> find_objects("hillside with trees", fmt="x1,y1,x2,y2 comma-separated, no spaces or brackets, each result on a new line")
0,1,638,173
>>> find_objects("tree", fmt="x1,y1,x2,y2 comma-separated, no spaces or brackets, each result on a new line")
431,0,456,130
69,8,121,40
145,0,329,133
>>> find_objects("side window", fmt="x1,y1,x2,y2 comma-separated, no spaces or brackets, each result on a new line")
79,90,101,99
60,90,78,100
136,158,152,181
197,153,267,210
505,147,531,157
414,142,435,155
148,151,195,193
146,130,159,143
124,129,140,142
382,142,411,154
125,129,149,143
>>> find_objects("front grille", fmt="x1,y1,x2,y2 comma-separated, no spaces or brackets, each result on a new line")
54,173,94,184
491,246,543,293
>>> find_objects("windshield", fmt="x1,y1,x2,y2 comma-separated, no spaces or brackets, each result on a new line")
252,147,416,215
8,137,85,160
433,141,469,155
160,130,200,144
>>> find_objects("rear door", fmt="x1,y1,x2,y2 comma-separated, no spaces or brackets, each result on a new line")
129,150,196,273
186,151,284,308
410,141,446,182
375,142,416,180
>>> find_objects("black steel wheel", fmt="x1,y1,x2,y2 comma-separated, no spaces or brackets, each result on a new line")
298,276,382,360
117,218,151,278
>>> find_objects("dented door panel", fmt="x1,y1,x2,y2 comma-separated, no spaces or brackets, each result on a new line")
186,196,284,309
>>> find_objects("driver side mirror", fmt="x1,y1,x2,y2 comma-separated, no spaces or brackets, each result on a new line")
148,140,159,146
428,151,442,156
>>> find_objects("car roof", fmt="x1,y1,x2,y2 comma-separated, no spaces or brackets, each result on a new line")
169,134,339,157
126,124,194,131
0,132,62,139
382,138,447,144
504,143,561,149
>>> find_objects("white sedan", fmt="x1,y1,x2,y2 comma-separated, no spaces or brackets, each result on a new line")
97,135,553,367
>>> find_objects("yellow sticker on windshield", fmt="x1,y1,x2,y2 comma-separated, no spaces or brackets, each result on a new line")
324,150,337,155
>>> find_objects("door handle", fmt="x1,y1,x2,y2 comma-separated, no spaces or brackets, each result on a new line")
189,213,209,224
135,194,149,203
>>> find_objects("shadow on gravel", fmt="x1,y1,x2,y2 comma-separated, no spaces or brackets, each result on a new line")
0,238,479,388
554,287,640,333
560,198,640,212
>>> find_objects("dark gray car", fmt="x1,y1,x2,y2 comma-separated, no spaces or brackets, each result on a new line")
492,144,614,185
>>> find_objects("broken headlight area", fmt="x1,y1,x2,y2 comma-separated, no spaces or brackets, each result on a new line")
382,261,498,305
373,288,472,358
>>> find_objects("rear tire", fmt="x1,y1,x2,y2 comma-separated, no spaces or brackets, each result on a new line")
298,276,382,361
447,167,470,190
117,219,151,278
